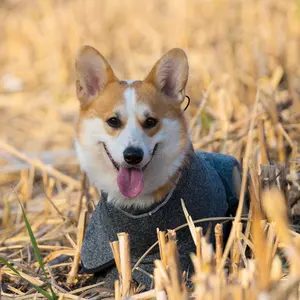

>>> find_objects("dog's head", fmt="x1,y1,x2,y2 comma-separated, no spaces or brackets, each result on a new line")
75,46,190,209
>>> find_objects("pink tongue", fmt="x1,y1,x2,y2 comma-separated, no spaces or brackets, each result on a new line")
117,167,144,198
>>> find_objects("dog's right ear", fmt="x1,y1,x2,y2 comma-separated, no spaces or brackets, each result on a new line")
75,45,118,108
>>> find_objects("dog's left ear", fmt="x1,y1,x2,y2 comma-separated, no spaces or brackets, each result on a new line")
145,48,189,102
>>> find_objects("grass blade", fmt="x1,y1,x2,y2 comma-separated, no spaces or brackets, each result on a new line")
17,200,58,299
18,201,46,273
0,257,53,299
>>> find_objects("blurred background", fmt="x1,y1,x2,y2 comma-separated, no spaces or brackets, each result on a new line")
0,0,299,152
0,1,300,296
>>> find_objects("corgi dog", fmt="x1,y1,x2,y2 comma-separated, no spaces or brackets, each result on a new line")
74,46,245,288
74,46,191,209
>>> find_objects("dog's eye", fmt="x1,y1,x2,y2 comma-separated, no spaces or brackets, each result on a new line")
106,117,122,129
143,117,158,129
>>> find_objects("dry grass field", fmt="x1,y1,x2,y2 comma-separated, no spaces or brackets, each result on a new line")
0,0,300,299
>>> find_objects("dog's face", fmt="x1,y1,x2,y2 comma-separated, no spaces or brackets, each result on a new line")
75,46,190,209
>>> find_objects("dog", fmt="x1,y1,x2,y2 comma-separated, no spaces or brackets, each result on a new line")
74,46,244,288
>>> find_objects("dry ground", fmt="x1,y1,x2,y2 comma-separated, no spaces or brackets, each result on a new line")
0,0,300,299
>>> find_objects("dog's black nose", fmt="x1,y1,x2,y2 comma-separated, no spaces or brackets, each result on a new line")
123,147,144,165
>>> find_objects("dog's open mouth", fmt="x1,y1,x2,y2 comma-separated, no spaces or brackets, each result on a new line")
102,143,158,198
103,143,120,171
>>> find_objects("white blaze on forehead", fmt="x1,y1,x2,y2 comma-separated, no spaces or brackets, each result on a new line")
117,86,150,156
123,86,150,118
121,86,141,147
124,87,137,114
124,79,136,84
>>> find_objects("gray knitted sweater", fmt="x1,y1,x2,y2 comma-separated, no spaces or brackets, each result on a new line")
81,150,241,287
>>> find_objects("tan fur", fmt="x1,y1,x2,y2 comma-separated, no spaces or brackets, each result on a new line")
75,46,118,108
144,48,189,101
153,172,179,202
75,46,190,206
152,148,191,201
77,80,188,139
77,82,127,137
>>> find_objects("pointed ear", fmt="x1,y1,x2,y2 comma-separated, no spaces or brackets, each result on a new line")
145,48,189,102
75,45,118,107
